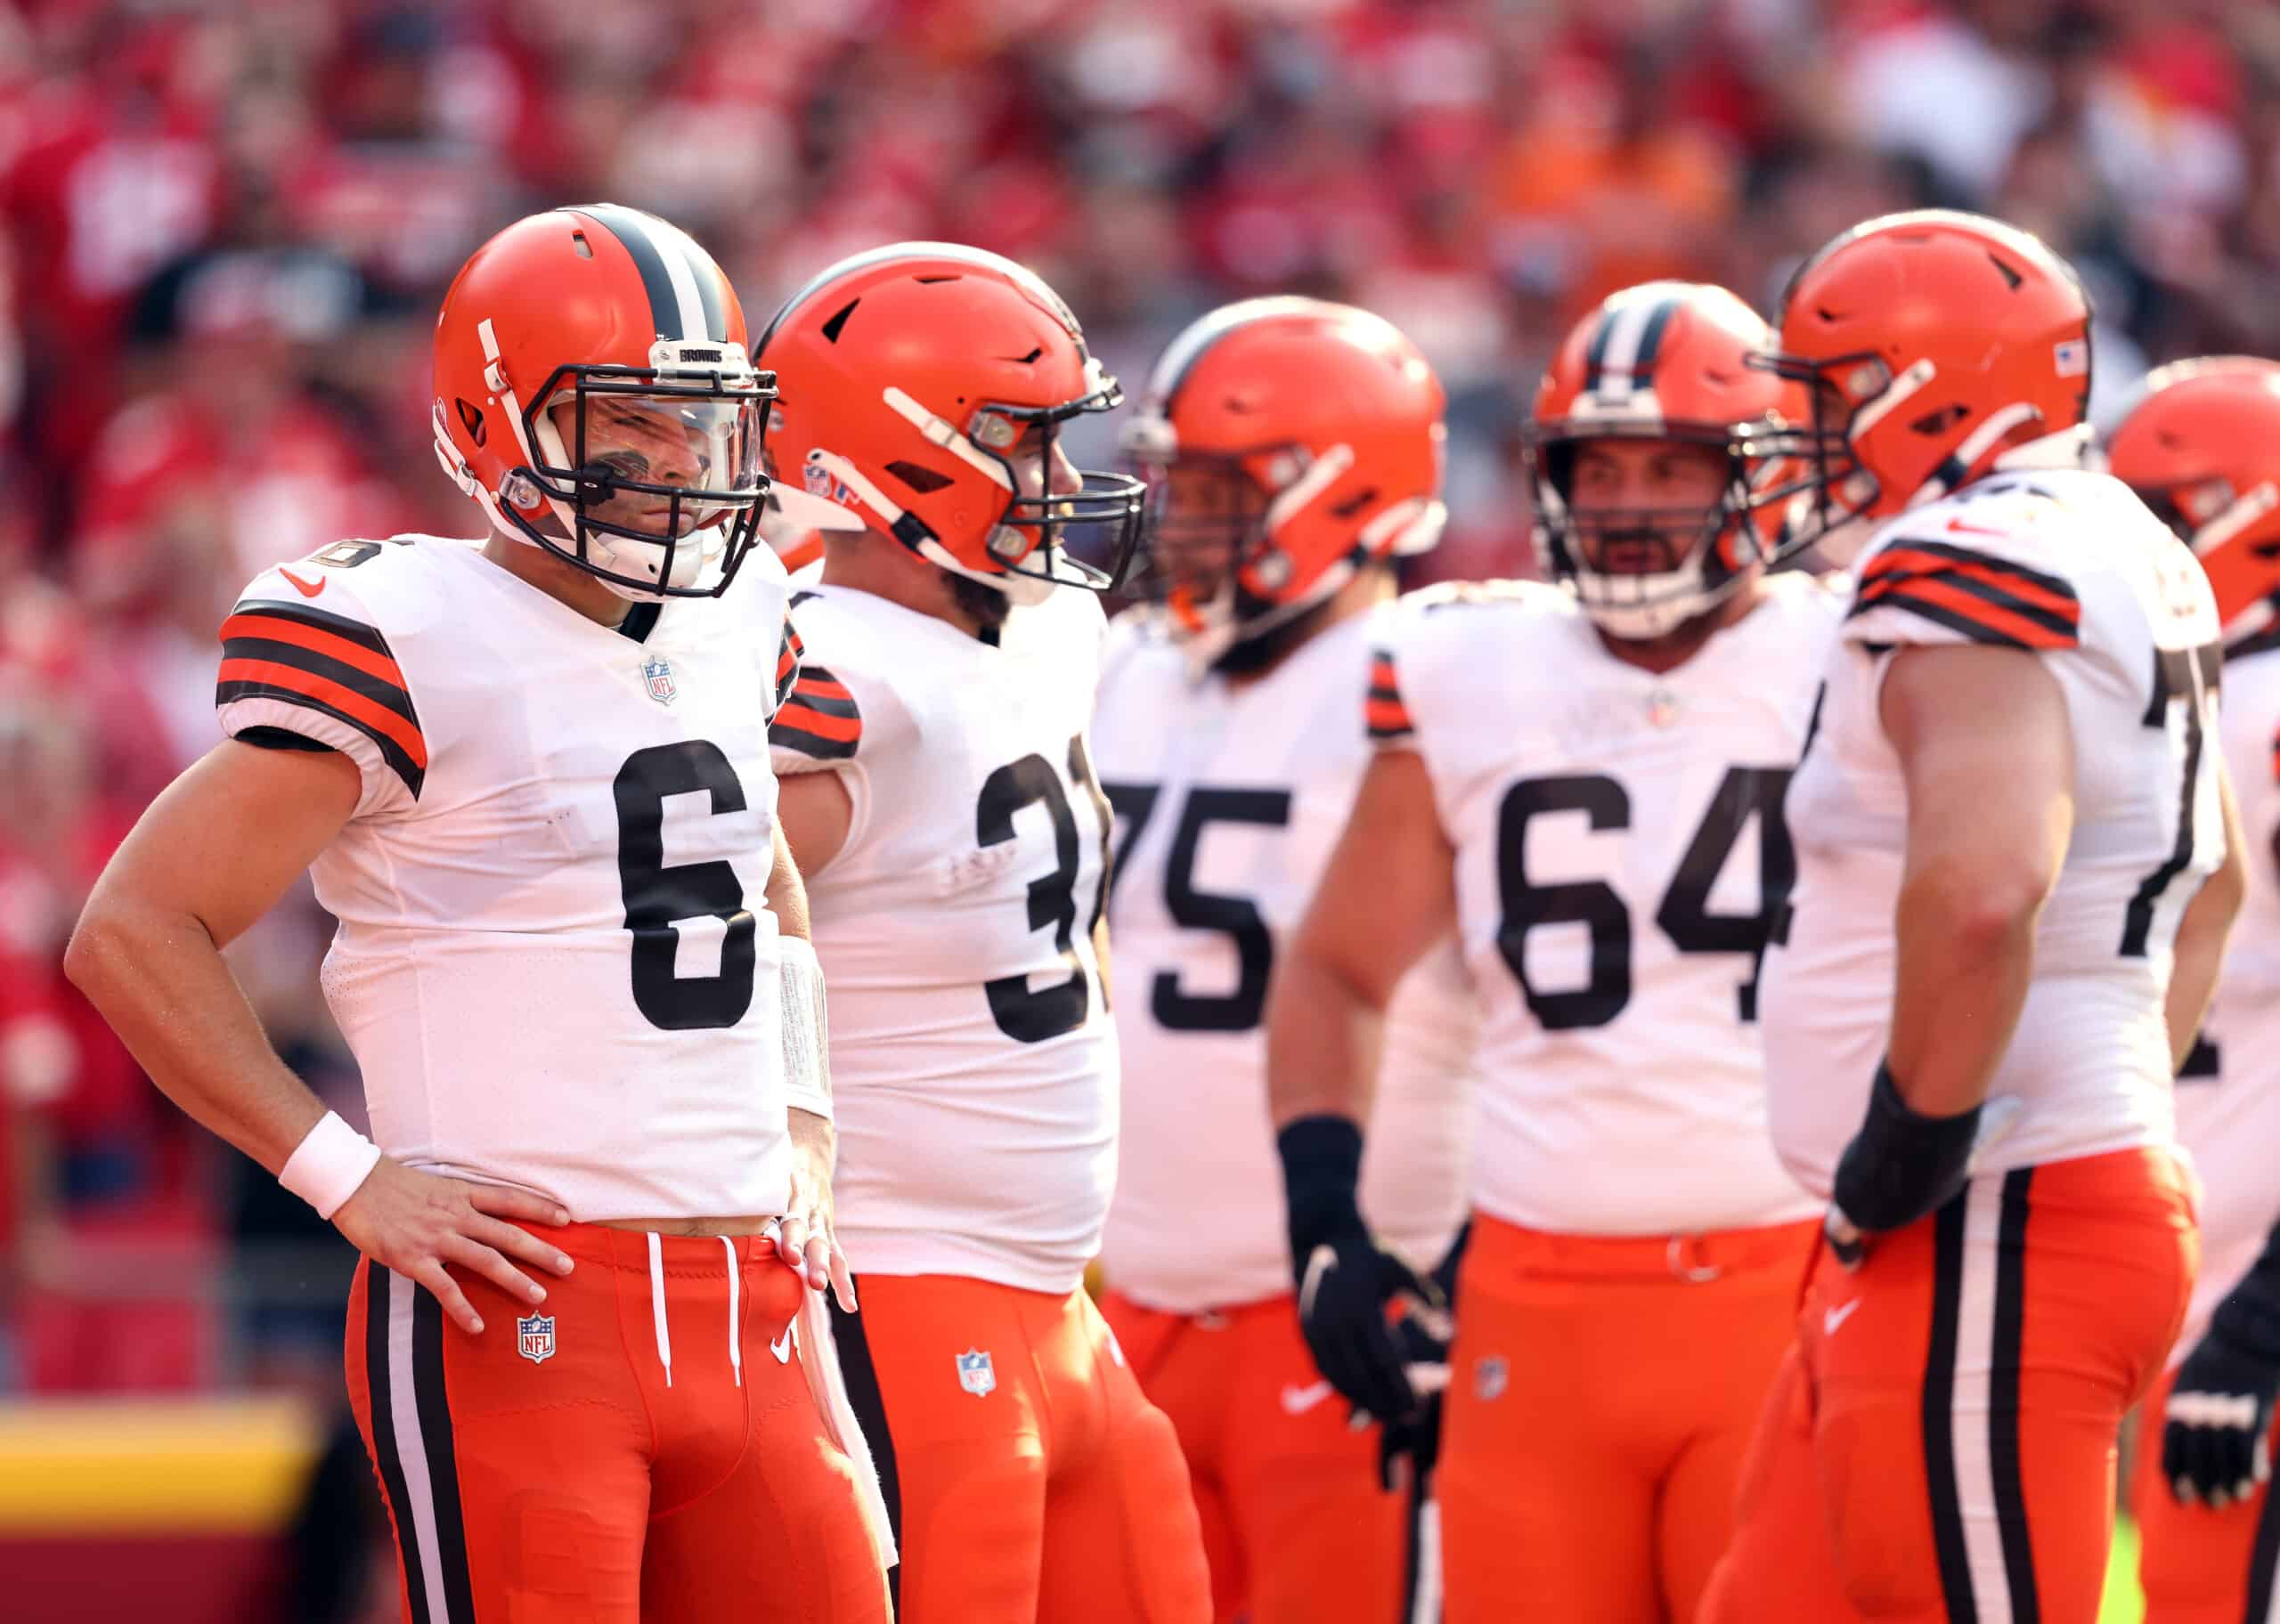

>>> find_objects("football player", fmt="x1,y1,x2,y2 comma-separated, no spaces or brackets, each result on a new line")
1092,297,1475,1624
1701,211,2249,1624
2105,356,2280,1624
64,207,895,1624
1265,280,1837,1624
756,243,1213,1624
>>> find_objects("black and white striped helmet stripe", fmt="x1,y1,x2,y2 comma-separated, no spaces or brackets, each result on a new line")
576,203,727,344
1582,290,1682,400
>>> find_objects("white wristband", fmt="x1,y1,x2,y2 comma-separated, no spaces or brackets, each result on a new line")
780,936,832,1120
280,1111,384,1220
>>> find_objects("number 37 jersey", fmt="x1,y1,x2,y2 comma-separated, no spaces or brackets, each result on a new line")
1762,469,2227,1195
1373,574,1840,1237
771,581,1116,1296
215,535,802,1222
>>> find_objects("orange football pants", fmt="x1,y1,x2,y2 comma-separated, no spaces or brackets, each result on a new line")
343,1222,892,1624
1098,1288,1423,1624
827,1271,1212,1624
1702,1146,2197,1624
2130,1362,2280,1623
1437,1211,1817,1624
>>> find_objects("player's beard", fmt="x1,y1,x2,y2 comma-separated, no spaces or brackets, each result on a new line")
949,569,1014,641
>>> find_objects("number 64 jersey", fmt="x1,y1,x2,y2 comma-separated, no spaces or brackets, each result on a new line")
1373,573,1841,1237
1762,469,2227,1194
214,534,804,1222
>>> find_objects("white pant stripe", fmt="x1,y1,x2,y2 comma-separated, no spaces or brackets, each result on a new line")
387,1271,454,1624
1949,1178,2013,1622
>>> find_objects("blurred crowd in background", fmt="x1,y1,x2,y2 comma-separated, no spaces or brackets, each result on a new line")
4,0,2280,1398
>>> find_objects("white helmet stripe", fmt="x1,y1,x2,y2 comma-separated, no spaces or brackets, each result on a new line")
616,210,712,344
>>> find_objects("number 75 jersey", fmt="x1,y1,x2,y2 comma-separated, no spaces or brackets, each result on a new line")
1372,574,1841,1236
1762,469,2227,1197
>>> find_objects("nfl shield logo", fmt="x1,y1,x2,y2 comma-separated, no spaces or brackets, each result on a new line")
955,1347,997,1397
641,656,677,706
517,1313,556,1366
1474,1354,1508,1402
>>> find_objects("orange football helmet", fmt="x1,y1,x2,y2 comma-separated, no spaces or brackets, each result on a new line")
753,243,1144,605
1525,280,1814,638
1768,210,2093,542
2106,355,2280,643
430,203,845,598
1120,296,1445,667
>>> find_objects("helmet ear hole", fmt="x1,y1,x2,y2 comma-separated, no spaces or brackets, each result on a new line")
1910,403,1968,437
884,459,954,494
457,399,486,447
1330,486,1378,520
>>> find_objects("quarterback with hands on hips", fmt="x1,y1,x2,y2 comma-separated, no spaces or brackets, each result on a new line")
1267,280,1841,1624
2105,355,2280,1624
757,243,1213,1624
1092,296,1478,1624
64,206,894,1623
1701,210,2248,1624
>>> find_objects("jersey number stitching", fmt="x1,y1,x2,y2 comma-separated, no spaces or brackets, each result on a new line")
977,735,1113,1043
1103,784,1292,1034
2120,642,2222,957
615,741,758,1030
1494,767,1796,1030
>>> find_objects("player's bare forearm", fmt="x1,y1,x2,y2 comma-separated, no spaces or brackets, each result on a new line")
64,743,360,1173
766,822,811,939
1880,646,2073,1116
2165,766,2247,1073
1266,749,1456,1129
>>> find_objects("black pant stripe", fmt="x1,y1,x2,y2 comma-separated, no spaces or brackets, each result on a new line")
1924,1192,1979,1623
365,1264,435,1624
411,1287,479,1623
2244,1468,2280,1624
831,1292,904,1616
1991,1168,2041,1623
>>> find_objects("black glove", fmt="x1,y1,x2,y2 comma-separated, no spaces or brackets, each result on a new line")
1826,1063,1983,1268
2164,1237,2280,1508
1279,1114,1441,1428
1375,1222,1469,1490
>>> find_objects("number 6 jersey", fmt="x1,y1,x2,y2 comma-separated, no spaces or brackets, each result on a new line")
771,581,1117,1295
1762,469,2227,1195
215,534,803,1221
1373,573,1840,1237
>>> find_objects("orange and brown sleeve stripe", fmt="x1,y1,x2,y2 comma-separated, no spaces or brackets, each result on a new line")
1850,540,2080,652
216,599,426,796
1366,649,1415,741
773,620,804,715
770,664,860,760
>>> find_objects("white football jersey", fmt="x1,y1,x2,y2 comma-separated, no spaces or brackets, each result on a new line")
2170,635,2280,1362
215,535,803,1221
1091,610,1477,1315
1763,469,2227,1195
772,581,1115,1295
1373,572,1838,1236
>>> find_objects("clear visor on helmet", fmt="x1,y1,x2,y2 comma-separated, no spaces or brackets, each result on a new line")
540,390,764,545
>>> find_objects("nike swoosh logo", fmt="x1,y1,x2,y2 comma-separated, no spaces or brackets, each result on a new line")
770,1322,794,1364
1823,1299,1863,1336
280,569,326,597
1281,1380,1335,1415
